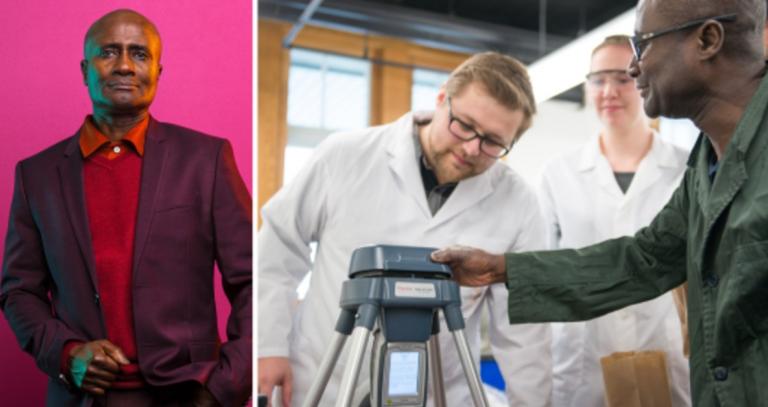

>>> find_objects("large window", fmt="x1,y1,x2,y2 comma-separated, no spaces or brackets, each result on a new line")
284,49,371,186
283,49,371,299
411,68,450,112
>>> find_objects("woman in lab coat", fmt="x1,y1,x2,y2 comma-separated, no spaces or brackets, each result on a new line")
539,35,691,407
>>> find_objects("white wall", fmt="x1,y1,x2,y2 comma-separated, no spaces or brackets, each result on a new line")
505,99,700,187
505,99,601,186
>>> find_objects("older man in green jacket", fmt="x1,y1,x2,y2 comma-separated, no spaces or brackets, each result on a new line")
432,0,768,405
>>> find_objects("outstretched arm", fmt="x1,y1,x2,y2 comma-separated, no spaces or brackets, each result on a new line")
433,169,692,324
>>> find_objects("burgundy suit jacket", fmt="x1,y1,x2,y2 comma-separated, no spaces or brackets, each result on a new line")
1,119,252,406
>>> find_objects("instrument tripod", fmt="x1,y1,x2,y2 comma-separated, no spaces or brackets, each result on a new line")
302,245,490,407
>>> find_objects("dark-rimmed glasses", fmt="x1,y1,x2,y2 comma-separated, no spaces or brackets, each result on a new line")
446,97,514,158
630,13,737,60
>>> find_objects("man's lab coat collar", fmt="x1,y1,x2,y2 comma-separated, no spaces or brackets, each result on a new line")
386,112,494,228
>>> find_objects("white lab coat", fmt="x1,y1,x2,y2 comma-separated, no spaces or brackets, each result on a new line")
539,133,691,407
259,113,552,406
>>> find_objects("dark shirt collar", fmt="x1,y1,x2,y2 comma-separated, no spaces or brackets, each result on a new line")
707,146,719,184
413,114,457,214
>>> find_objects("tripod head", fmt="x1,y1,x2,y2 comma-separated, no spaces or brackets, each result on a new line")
348,245,451,280
341,245,462,343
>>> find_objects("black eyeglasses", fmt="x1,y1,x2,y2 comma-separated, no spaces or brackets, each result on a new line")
446,97,514,158
630,13,737,60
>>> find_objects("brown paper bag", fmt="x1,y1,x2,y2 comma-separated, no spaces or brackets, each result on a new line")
600,351,673,407
671,283,689,358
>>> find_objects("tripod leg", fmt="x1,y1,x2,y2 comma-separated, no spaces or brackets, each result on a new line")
337,303,379,407
337,325,373,407
451,329,489,407
427,335,447,407
303,331,349,407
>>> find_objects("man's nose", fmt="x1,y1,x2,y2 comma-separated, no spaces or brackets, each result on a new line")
113,51,135,75
462,137,482,156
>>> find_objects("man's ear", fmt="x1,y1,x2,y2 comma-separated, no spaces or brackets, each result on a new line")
436,85,447,107
80,60,88,86
696,20,726,60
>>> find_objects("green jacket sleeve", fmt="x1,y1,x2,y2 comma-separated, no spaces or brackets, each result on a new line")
505,170,692,324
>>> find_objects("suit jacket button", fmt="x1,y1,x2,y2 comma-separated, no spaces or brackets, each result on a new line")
93,293,100,304
58,373,74,390
713,366,728,381
704,275,720,288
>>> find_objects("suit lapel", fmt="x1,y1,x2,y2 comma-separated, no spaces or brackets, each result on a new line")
132,119,168,274
58,133,99,289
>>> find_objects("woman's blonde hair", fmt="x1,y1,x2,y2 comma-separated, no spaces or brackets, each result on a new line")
591,35,633,58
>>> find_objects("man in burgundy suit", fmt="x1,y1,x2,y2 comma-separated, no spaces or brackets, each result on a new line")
0,9,251,407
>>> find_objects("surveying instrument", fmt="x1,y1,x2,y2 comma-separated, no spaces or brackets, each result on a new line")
302,245,490,407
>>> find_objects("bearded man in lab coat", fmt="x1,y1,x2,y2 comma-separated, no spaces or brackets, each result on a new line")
258,52,552,407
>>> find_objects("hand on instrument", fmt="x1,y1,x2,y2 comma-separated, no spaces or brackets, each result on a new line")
431,245,507,286
68,339,130,395
258,357,292,407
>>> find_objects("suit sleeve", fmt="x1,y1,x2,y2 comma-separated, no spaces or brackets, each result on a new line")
257,142,332,358
205,141,253,407
487,189,552,406
1,162,85,379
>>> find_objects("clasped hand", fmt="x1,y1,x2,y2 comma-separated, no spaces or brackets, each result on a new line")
68,340,221,405
68,339,129,395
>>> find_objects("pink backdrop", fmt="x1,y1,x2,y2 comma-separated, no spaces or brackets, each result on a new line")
0,1,252,404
